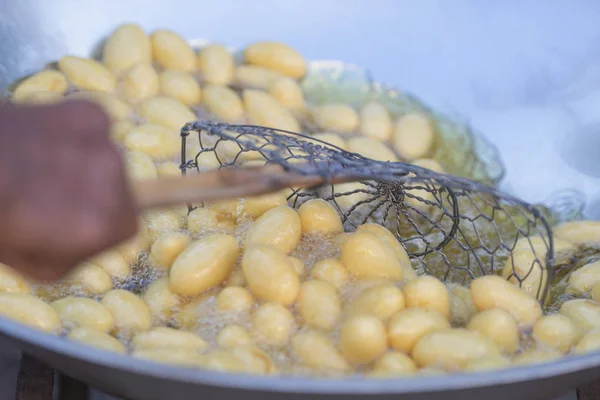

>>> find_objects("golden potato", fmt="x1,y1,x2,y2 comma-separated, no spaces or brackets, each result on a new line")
13,70,68,101
574,328,600,355
235,65,283,90
198,44,235,85
269,77,305,110
150,30,196,71
159,69,202,105
532,314,580,353
217,325,253,349
470,275,542,326
59,56,116,92
310,258,349,290
298,280,341,330
132,327,208,351
202,84,244,122
359,102,392,141
242,245,299,305
251,302,294,347
403,276,450,318
341,232,404,280
123,64,159,103
339,315,387,365
67,263,113,295
502,249,547,300
103,23,151,74
217,286,255,312
569,261,600,295
447,283,477,326
245,206,302,254
142,278,181,320
101,289,152,333
68,327,125,354
513,347,563,366
0,293,60,333
311,104,358,133
298,199,343,235
370,351,417,376
291,330,349,371
554,220,600,245
559,299,600,334
392,113,435,161
412,329,500,370
89,251,131,280
288,256,306,277
52,297,114,333
345,281,405,321
348,137,398,162
244,41,307,78
243,89,300,132
170,234,240,296
388,308,450,353
138,96,196,131
186,207,235,235
0,263,30,294
149,232,191,269
467,309,520,353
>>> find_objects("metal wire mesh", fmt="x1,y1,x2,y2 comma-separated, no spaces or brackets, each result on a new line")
180,121,554,303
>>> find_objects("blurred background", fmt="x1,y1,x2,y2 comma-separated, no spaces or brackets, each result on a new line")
2,0,600,217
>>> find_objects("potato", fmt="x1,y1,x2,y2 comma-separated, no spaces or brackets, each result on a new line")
170,234,240,296
447,283,477,326
355,223,415,280
122,64,159,103
288,257,305,277
133,347,205,367
198,44,235,85
217,325,253,349
412,329,500,370
470,275,542,326
359,102,392,141
592,283,600,302
392,113,435,161
132,327,208,351
103,23,151,74
90,251,131,280
554,220,600,245
559,299,600,334
298,280,341,330
310,258,349,290
68,327,125,354
217,286,255,312
251,302,294,347
149,232,191,269
245,206,301,254
532,314,580,353
110,120,134,143
239,192,289,219
52,297,114,333
159,70,202,105
501,249,547,300
464,355,511,372
311,133,348,151
403,276,450,318
18,91,63,104
311,104,359,134
59,56,116,92
387,308,450,353
69,91,132,121
341,232,404,280
574,328,600,355
569,261,600,295
117,218,151,263
186,207,235,235
268,77,305,111
142,278,180,320
150,30,195,71
346,281,404,321
339,315,387,365
101,289,152,333
67,263,113,295
236,65,283,90
467,309,520,353
139,96,196,130
0,293,60,333
242,245,300,305
145,210,185,239
245,42,307,78
291,330,349,371
243,89,300,132
369,351,417,377
298,199,343,235
204,345,274,374
226,269,246,287
174,294,214,330
13,70,68,101
202,84,244,122
0,263,30,294
513,347,563,366
125,150,158,181
124,124,179,159
157,162,181,178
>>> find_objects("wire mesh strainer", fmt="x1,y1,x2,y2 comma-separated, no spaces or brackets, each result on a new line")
180,121,554,303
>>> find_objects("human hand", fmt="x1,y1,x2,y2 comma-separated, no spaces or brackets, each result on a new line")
0,100,138,280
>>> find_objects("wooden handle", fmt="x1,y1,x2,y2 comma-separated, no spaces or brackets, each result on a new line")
133,165,357,210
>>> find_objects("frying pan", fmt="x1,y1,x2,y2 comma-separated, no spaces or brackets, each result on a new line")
2,1,600,399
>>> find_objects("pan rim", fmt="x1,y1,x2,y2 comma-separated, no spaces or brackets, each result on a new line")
2,315,600,395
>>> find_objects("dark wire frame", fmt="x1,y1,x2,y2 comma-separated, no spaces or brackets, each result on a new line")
179,121,555,303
